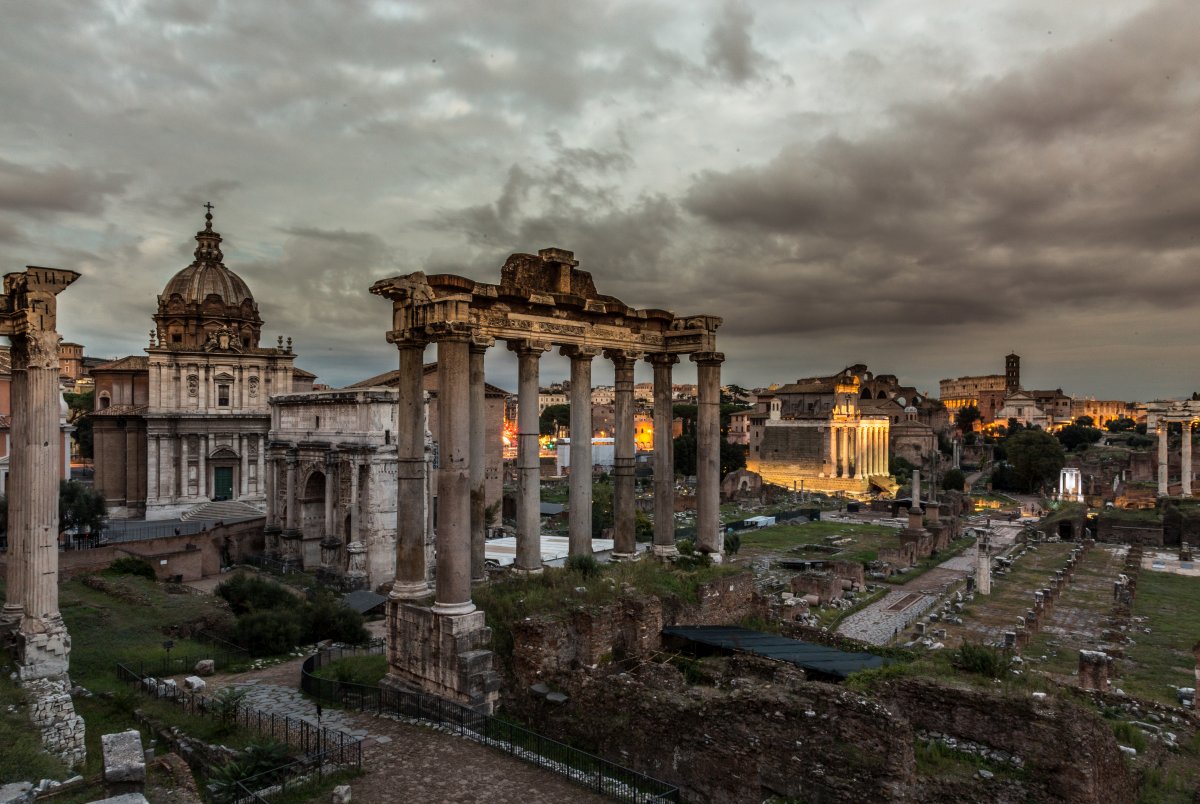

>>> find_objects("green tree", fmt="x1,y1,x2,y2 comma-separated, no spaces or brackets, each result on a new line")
941,467,967,492
1075,415,1095,427
956,405,981,433
1056,423,1103,452
591,481,614,534
1106,417,1137,433
539,404,570,436
1004,429,1065,493
58,480,107,536
721,440,747,477
673,433,697,476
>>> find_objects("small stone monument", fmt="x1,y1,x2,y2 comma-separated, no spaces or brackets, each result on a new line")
102,729,146,784
1078,650,1112,692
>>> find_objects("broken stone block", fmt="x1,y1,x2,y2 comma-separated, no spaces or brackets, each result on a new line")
102,729,146,784
194,659,215,676
545,692,569,704
182,676,206,693
331,785,352,804
156,679,178,698
0,782,34,804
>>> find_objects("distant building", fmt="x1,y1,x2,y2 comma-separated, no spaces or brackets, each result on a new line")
1071,398,1139,428
939,353,1021,425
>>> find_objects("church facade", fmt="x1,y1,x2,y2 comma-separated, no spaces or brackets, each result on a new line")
93,209,313,519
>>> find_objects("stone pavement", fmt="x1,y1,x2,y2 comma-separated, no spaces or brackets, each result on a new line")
220,680,373,738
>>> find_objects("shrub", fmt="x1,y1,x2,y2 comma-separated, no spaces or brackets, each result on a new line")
107,556,156,581
950,642,1007,679
675,539,696,556
207,741,292,803
302,593,368,646
724,531,741,555
216,573,296,615
564,553,600,580
235,609,304,656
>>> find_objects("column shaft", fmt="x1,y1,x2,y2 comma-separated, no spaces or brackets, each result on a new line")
693,353,724,556
256,436,266,495
827,425,837,476
511,342,545,572
240,435,250,497
392,342,429,597
1,356,28,626
324,458,336,535
608,351,637,558
179,435,188,497
565,348,596,556
1158,423,1170,496
649,354,678,556
198,436,208,499
20,336,63,622
469,342,489,582
1182,423,1193,497
839,426,849,477
285,453,298,531
434,334,474,614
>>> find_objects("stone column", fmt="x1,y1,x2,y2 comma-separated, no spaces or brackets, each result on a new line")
469,338,491,583
285,452,299,532
240,435,250,498
198,435,208,500
607,349,638,559
433,329,474,615
648,353,679,557
692,352,724,556
826,425,837,477
1183,422,1193,498
1,351,28,632
349,456,360,540
852,427,862,479
908,469,924,529
976,537,992,595
509,340,548,573
563,346,598,556
14,330,72,678
391,340,430,599
323,455,336,536
839,426,849,477
1158,421,1169,496
179,435,188,497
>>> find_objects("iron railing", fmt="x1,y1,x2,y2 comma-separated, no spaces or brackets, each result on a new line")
117,660,360,803
301,645,679,803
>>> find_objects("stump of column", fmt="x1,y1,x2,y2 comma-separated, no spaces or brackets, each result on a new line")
692,352,724,558
1158,423,1169,496
509,340,548,573
607,350,639,560
648,353,679,558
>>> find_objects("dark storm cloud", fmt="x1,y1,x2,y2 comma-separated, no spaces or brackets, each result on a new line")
679,0,1200,340
0,158,129,216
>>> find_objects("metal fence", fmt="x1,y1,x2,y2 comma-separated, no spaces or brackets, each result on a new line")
301,645,679,803
115,660,362,800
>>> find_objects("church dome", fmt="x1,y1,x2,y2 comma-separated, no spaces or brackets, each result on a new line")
153,207,264,351
160,211,255,306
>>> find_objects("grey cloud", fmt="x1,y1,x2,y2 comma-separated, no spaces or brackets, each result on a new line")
704,2,768,83
0,158,129,216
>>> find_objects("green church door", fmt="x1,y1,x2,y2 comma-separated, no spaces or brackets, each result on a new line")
214,467,234,501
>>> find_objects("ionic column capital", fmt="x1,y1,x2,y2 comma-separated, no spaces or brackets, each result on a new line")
645,352,679,367
690,351,725,366
426,321,475,342
507,338,552,357
469,334,495,352
560,344,603,361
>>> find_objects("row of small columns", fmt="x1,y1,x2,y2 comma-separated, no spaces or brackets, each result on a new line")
826,422,887,478
1157,419,1195,497
389,330,724,617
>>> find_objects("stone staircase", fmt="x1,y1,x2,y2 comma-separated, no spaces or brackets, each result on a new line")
180,499,265,522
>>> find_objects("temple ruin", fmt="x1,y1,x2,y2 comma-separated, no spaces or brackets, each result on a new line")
371,248,722,709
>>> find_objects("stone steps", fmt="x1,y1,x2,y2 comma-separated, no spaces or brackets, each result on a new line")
180,499,265,522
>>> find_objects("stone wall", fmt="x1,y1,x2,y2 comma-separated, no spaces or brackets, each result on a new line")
1095,520,1163,546
0,519,265,582
510,572,760,687
24,677,86,768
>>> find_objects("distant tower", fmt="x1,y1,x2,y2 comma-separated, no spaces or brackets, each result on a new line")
1005,353,1020,395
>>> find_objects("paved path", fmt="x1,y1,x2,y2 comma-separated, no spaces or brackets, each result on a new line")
206,654,609,803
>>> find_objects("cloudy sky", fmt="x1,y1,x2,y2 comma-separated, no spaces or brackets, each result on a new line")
3,0,1198,400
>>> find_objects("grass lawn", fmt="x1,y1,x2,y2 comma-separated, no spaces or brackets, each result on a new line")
1122,569,1200,706
313,654,388,687
0,673,72,784
739,521,898,563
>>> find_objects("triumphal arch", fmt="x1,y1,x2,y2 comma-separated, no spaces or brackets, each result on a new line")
371,247,722,710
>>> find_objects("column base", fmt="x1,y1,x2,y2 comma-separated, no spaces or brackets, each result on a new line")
0,604,23,637
610,551,641,562
385,602,501,713
652,544,679,559
16,615,72,682
432,599,477,616
390,581,433,600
